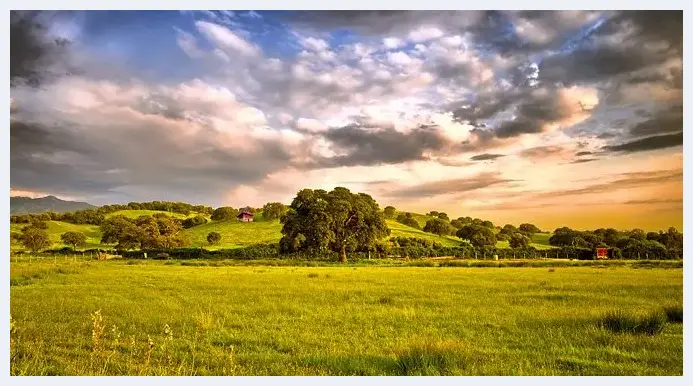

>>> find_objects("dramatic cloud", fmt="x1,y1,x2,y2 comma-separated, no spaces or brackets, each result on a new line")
470,153,505,161
9,10,683,228
604,132,683,154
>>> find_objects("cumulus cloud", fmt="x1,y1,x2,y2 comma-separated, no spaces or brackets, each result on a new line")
9,10,683,214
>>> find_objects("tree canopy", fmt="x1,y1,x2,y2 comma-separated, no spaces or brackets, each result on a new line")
509,233,531,248
100,214,189,250
211,207,239,221
60,231,87,249
279,187,390,262
19,226,51,252
262,202,287,220
383,206,397,219
423,218,454,236
456,225,497,247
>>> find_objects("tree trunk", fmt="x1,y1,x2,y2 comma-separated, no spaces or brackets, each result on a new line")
339,245,347,263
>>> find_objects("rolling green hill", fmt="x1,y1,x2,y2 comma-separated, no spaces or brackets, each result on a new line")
183,219,282,248
10,221,110,251
9,210,554,252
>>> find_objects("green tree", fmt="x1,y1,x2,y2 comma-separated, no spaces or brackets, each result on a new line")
518,223,540,235
456,225,497,247
211,207,239,221
60,231,87,249
262,202,287,220
279,187,389,263
207,232,222,245
100,215,142,250
383,206,397,219
500,224,518,235
509,233,531,248
423,218,453,236
629,228,647,241
450,219,465,229
182,215,208,229
427,211,439,217
437,212,449,221
19,227,51,253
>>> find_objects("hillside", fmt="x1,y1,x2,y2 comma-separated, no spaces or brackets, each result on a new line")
11,196,95,215
10,220,109,251
10,209,554,251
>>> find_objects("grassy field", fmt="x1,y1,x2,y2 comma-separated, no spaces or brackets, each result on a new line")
183,219,282,248
10,259,682,375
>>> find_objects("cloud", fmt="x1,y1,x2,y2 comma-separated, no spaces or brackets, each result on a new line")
628,103,682,137
175,28,205,59
379,172,516,198
604,132,683,154
518,146,571,161
535,168,682,199
195,21,261,57
315,124,461,168
470,153,505,161
10,77,310,204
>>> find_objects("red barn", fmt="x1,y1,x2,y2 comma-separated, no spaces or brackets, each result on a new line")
237,207,254,222
595,248,609,259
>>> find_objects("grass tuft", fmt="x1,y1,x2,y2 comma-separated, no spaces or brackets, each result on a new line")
663,305,683,323
307,273,319,278
597,310,667,335
378,296,394,305
394,342,462,375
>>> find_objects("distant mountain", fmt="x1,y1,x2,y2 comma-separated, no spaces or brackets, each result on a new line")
10,196,96,215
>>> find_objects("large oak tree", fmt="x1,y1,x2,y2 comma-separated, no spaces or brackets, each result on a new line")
280,187,390,262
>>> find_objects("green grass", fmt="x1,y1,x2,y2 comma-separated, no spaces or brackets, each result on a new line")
10,260,682,375
10,221,110,251
105,210,194,220
182,219,283,248
386,220,464,247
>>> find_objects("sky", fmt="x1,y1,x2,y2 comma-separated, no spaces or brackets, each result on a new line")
10,10,683,231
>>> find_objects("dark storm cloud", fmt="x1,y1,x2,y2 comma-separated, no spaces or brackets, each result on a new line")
383,173,516,198
628,103,682,138
314,124,458,167
538,11,682,88
603,132,683,154
575,151,592,156
569,158,599,164
10,115,297,204
470,153,504,161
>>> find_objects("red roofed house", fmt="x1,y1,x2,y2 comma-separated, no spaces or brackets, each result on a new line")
237,207,254,222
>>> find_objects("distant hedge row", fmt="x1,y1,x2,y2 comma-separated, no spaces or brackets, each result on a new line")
24,243,683,261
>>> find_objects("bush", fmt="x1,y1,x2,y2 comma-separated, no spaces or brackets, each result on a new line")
597,310,666,335
663,305,683,323
207,232,222,245
182,215,208,229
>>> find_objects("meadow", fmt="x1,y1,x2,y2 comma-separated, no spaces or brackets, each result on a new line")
10,258,682,375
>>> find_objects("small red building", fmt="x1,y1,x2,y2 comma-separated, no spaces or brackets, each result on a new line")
237,207,254,222
595,248,609,259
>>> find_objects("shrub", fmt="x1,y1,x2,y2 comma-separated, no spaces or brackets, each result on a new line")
207,232,222,245
182,215,208,229
597,310,666,335
663,305,683,323
211,207,239,221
